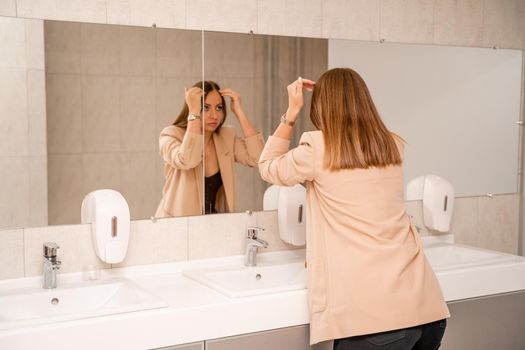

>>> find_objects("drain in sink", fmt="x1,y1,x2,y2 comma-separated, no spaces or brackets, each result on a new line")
51,297,59,305
255,274,262,280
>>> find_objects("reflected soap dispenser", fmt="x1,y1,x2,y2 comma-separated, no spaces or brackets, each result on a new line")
422,175,455,232
81,189,130,264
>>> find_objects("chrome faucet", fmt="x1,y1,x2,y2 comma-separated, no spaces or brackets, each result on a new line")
43,242,61,289
244,227,268,267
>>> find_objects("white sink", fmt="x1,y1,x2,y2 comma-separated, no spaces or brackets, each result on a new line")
0,277,168,330
421,235,521,270
183,262,307,298
423,243,515,269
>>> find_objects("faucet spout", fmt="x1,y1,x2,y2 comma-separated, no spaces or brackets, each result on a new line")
42,242,61,289
250,237,268,248
244,227,268,267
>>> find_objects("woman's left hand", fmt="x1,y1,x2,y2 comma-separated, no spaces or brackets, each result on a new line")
220,88,244,118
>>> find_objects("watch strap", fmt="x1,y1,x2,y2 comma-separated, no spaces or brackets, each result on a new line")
187,114,201,122
280,114,295,126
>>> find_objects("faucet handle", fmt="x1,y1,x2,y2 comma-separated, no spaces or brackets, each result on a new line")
53,259,62,269
43,242,59,258
247,226,265,239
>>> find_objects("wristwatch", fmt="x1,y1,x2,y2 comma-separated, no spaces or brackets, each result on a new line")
187,114,201,122
280,114,296,126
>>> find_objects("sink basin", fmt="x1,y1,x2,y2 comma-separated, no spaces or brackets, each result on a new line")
183,262,307,298
0,277,167,330
424,243,511,268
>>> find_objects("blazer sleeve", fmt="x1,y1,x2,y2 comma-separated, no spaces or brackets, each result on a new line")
258,132,316,186
233,132,265,167
159,129,202,170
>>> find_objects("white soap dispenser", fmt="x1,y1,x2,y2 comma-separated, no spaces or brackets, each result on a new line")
263,184,280,211
277,184,306,246
422,175,455,232
81,189,130,264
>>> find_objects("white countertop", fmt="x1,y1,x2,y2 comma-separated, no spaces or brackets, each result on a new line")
2,241,525,350
0,250,310,350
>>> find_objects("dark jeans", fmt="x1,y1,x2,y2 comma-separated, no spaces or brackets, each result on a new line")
333,319,447,350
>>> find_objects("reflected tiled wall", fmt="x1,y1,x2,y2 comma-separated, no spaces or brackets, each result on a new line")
0,16,47,230
45,21,202,224
46,24,327,220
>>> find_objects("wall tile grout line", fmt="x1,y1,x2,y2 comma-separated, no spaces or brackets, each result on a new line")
22,228,26,277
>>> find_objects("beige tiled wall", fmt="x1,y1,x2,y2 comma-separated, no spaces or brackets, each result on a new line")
188,212,252,260
406,194,520,254
380,0,435,44
0,0,16,17
0,210,287,279
113,216,188,267
433,0,484,47
322,0,380,41
0,194,520,281
23,223,110,276
0,0,523,50
187,0,257,33
0,229,24,279
482,0,525,49
258,0,323,38
106,0,186,29
17,0,107,24
0,16,47,230
477,194,520,254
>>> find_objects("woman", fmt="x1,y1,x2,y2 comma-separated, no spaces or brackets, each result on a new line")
258,68,449,349
156,81,264,217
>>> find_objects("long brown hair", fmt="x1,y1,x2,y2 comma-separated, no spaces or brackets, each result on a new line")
310,68,402,170
172,80,227,132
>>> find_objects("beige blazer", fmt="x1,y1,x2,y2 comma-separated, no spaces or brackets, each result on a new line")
156,125,264,217
259,131,450,345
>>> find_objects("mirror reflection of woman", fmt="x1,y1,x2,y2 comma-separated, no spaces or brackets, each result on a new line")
155,81,264,217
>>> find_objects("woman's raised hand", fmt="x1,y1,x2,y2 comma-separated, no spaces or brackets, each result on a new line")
185,86,203,115
286,77,315,119
219,88,243,117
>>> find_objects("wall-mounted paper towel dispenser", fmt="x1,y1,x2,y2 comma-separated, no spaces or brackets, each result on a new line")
263,184,306,246
406,175,455,232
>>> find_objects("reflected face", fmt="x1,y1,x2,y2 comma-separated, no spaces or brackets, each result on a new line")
203,90,224,132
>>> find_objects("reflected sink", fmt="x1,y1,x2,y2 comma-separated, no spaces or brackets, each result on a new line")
183,262,307,298
0,277,167,330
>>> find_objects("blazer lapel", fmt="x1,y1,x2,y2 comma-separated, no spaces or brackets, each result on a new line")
194,161,203,214
213,131,234,211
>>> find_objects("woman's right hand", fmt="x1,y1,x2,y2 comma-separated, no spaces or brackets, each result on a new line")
185,86,203,115
286,77,315,120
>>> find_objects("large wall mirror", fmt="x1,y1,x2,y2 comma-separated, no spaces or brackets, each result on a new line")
43,21,203,226
0,17,521,230
202,31,523,215
329,40,522,197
